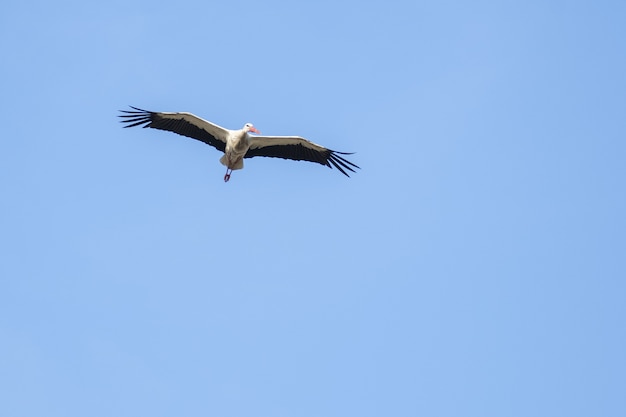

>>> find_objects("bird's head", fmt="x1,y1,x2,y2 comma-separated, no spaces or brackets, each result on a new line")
243,123,260,134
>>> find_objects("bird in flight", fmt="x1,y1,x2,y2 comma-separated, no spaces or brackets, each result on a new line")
118,106,360,182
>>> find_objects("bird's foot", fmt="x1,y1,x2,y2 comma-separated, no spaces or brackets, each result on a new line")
224,167,233,182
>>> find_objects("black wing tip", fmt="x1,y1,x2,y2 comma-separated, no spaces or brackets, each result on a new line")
330,150,360,168
327,150,360,177
118,106,154,127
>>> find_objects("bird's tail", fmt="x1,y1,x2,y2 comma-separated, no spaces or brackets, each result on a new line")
219,154,244,170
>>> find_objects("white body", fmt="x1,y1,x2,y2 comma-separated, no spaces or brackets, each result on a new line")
220,129,251,171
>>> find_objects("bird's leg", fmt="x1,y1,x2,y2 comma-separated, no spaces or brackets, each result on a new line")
224,168,232,182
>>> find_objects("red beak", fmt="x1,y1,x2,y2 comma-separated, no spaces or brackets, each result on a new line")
249,127,260,134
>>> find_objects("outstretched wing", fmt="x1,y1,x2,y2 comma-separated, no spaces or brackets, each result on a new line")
118,106,229,152
246,135,360,177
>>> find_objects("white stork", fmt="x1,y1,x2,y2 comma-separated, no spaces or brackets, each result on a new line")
118,106,360,182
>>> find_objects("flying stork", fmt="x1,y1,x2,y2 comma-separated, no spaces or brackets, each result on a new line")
118,107,360,182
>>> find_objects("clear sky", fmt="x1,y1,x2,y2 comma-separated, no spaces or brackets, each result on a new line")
1,1,625,416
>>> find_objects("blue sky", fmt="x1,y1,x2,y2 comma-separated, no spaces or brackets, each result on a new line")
1,0,625,416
